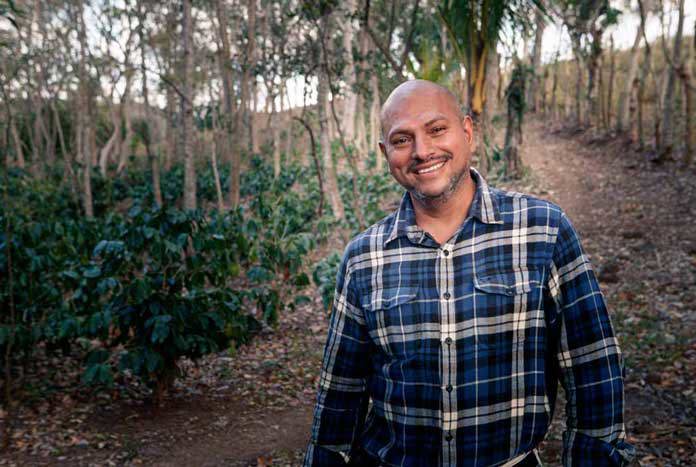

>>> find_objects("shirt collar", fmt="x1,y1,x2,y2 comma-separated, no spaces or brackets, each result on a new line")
384,167,503,247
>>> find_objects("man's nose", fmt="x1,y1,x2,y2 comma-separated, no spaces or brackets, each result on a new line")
412,135,435,160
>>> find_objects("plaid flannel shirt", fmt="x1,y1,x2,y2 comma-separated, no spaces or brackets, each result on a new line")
304,168,634,467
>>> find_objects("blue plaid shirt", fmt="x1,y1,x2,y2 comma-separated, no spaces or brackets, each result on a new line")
304,169,634,467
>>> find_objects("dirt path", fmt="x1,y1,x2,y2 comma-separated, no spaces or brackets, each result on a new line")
119,121,696,466
517,120,696,465
6,121,695,467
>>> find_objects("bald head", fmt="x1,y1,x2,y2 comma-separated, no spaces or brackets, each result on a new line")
380,80,464,140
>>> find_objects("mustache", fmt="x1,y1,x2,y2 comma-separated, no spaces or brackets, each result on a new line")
409,154,452,171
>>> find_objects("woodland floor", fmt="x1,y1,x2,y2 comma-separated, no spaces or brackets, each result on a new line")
2,119,696,466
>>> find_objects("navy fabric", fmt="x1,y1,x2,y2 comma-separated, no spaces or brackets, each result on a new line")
304,169,634,467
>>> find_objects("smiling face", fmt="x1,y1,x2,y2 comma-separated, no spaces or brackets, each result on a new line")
379,81,474,204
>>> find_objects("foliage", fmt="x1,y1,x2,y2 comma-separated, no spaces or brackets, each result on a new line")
0,157,328,401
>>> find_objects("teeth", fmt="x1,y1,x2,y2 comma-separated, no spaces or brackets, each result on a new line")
417,161,445,174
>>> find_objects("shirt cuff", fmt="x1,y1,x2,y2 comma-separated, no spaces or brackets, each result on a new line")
303,442,350,467
563,431,636,466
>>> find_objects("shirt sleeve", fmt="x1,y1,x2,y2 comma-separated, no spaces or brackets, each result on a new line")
303,246,371,467
545,212,635,467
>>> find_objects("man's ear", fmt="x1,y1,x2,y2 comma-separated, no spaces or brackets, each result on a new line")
379,141,388,161
461,115,474,145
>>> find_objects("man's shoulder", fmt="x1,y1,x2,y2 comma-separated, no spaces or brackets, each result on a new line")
343,211,398,259
489,186,565,225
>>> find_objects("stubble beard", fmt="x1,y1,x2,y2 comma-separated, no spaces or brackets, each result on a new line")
409,159,470,206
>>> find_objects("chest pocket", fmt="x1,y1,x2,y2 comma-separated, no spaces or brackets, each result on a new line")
472,267,544,350
362,285,427,359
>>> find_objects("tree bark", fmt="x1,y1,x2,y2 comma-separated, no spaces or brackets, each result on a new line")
341,0,358,143
138,2,162,207
369,73,381,172
318,14,345,221
215,0,237,206
9,118,25,169
76,0,93,218
658,0,685,160
182,0,196,210
527,4,545,113
606,35,616,130
616,23,644,133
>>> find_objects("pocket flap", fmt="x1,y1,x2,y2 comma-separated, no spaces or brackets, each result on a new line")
474,268,541,296
362,286,419,310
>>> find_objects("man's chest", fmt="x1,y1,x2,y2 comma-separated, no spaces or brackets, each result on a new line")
353,238,549,362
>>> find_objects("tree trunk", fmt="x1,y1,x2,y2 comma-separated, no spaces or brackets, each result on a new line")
629,78,639,145
138,3,162,207
116,71,134,174
527,5,545,113
99,102,119,175
28,0,48,176
182,0,196,210
282,84,295,161
658,0,685,160
585,26,602,128
77,0,93,218
616,24,644,133
340,0,358,143
318,14,345,221
272,92,281,178
550,51,560,118
572,45,584,126
10,119,25,169
208,78,225,213
215,0,236,206
369,74,381,172
606,35,616,130
354,27,370,163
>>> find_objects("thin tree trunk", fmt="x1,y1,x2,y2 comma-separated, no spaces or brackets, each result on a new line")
52,100,78,202
354,27,369,162
215,0,236,205
341,0,358,143
550,50,560,118
282,84,294,161
116,73,134,174
182,0,196,210
9,119,25,169
293,116,324,216
208,78,225,213
99,103,119,175
369,74,381,172
138,3,162,207
77,0,93,218
586,26,602,129
658,0,685,160
616,24,644,133
318,14,345,221
606,35,616,130
573,52,584,126
629,77,639,145
527,4,545,113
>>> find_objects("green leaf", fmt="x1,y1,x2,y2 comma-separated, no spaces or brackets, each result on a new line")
83,266,102,278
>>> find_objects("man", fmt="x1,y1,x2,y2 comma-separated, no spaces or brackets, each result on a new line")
304,80,634,466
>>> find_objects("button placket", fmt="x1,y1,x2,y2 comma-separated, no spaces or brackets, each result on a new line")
439,242,457,463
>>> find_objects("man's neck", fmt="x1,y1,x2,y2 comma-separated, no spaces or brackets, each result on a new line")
410,173,477,245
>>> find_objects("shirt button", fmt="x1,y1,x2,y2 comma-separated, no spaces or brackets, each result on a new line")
445,432,453,442
443,249,450,256
443,292,451,300
445,337,453,345
446,385,453,392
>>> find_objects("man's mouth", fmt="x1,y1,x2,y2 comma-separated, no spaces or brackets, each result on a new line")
413,159,448,174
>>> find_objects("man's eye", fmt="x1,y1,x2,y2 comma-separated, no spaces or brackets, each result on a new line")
431,126,446,134
392,137,410,146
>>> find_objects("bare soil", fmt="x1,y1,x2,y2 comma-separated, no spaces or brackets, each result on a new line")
3,119,695,466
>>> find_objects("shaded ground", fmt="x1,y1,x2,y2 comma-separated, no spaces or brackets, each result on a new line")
3,120,696,466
